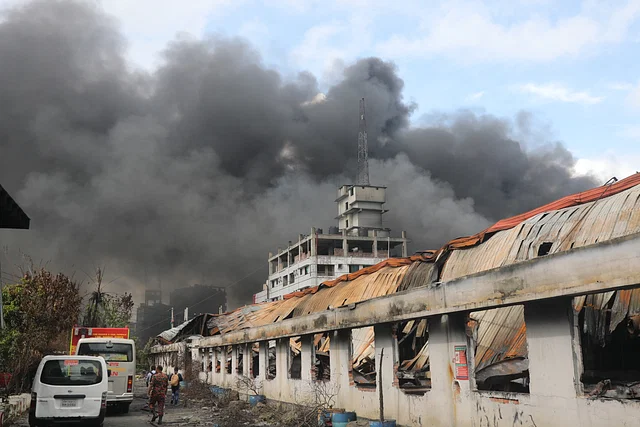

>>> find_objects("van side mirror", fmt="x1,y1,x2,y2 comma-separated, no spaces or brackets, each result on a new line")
107,369,112,377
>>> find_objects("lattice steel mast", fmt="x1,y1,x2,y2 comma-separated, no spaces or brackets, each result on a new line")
356,97,370,185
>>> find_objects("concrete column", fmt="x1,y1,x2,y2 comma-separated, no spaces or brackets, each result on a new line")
429,314,473,427
524,299,580,425
401,231,408,257
311,227,317,257
332,329,352,397
259,341,268,381
301,335,314,382
342,229,348,257
213,348,220,385
243,343,250,377
277,249,282,272
373,323,400,421
231,345,238,379
373,230,378,258
202,349,210,384
278,338,288,380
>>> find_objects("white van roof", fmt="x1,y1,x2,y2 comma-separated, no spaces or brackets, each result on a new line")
76,337,135,343
42,355,106,362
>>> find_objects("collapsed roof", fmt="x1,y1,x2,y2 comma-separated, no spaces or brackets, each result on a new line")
157,173,640,382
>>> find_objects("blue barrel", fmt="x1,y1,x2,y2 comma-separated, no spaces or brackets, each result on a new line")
332,412,357,422
369,421,396,427
249,394,266,407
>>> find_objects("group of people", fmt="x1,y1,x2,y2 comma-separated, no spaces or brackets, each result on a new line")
145,365,183,425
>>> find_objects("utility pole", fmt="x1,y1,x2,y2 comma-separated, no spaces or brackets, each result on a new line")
356,97,370,186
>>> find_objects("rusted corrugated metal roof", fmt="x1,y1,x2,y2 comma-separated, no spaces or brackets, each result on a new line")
441,182,640,281
159,173,640,376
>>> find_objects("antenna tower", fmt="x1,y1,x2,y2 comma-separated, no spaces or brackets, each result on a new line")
357,97,370,185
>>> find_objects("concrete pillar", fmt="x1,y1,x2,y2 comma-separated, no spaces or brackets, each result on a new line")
311,227,318,258
301,335,313,382
278,338,288,380
373,230,378,258
429,314,473,427
202,349,210,384
231,345,238,379
401,231,408,257
259,341,268,382
243,343,251,377
332,329,352,397
342,229,348,257
524,299,580,425
211,348,219,384
277,249,282,272
373,323,399,421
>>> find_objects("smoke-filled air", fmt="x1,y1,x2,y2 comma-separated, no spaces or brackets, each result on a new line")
0,1,597,307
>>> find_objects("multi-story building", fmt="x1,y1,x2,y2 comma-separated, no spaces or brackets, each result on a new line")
135,289,171,345
254,184,408,303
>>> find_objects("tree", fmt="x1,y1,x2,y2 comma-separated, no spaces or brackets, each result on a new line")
82,268,133,328
0,269,83,392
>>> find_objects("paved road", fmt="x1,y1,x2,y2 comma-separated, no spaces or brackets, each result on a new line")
12,382,205,426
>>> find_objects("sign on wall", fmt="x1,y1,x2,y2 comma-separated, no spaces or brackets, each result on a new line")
454,345,469,380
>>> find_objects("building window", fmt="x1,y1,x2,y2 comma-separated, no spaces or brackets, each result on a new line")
288,336,302,380
470,305,530,393
349,265,360,273
351,327,375,389
346,219,349,228
289,272,294,284
345,202,349,210
318,265,335,276
350,188,354,196
396,319,430,394
267,340,276,380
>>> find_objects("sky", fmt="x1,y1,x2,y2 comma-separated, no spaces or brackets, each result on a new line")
80,0,640,182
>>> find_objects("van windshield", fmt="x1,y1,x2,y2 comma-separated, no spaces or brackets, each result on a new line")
40,360,102,386
77,342,133,362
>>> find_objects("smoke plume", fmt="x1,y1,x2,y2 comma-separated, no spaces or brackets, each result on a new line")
0,1,597,308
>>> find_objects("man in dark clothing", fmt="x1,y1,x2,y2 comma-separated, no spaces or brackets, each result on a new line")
148,365,169,424
169,367,184,405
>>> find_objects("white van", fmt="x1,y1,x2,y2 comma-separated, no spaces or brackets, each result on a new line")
76,338,135,412
29,355,108,426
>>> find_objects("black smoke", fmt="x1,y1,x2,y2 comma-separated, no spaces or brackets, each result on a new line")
0,0,597,307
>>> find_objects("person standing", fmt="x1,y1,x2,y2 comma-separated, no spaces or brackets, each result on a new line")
169,367,184,405
146,365,156,387
148,365,169,424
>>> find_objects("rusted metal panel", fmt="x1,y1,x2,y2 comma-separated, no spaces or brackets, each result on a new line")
441,185,640,285
471,306,527,372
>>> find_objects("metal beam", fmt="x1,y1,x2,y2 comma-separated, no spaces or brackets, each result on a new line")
166,232,640,350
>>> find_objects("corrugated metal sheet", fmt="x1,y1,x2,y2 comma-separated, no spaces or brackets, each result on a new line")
207,265,411,337
441,184,640,281
470,306,527,371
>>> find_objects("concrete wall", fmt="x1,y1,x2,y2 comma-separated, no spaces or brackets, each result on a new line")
153,298,640,427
